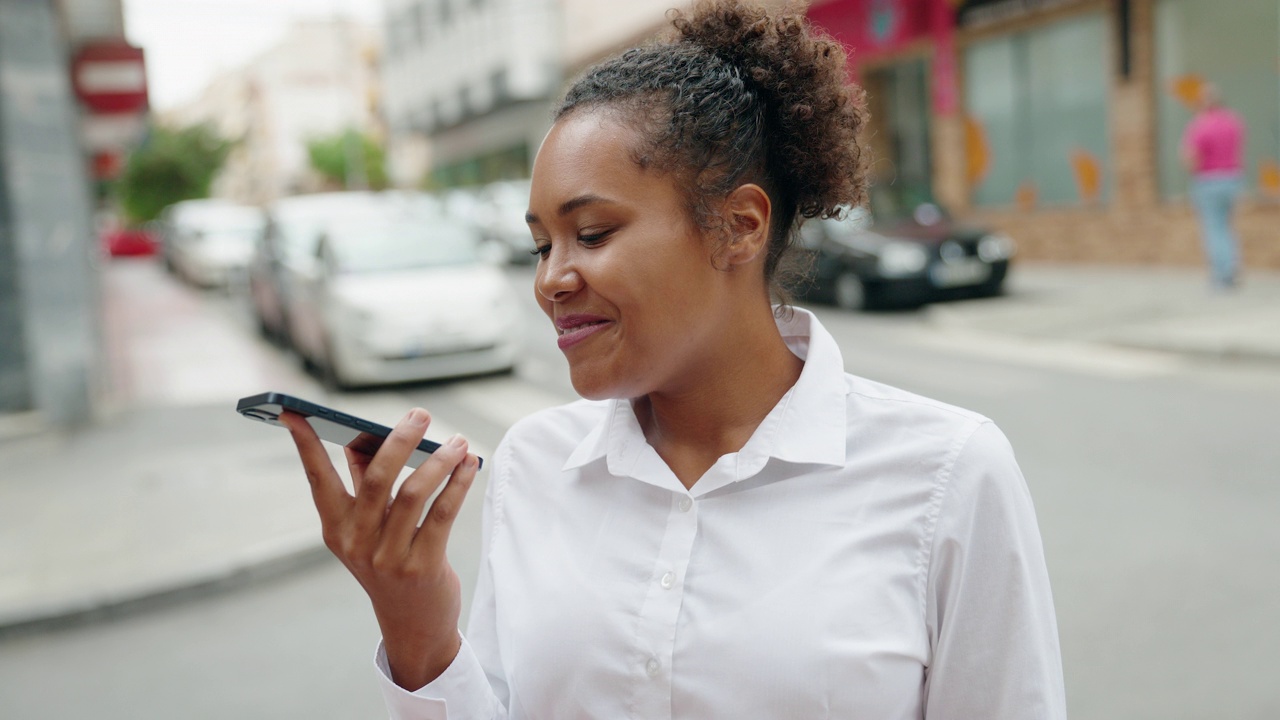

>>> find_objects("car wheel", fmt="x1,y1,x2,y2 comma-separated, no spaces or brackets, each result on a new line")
975,265,1008,298
834,272,867,311
320,340,353,392
255,313,274,341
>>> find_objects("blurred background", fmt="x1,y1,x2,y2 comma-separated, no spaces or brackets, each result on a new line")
0,0,1278,717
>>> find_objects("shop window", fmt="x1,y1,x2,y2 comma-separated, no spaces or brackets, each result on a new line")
1155,0,1280,199
963,13,1111,207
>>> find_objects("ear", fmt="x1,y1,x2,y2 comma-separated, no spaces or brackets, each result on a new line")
719,183,772,268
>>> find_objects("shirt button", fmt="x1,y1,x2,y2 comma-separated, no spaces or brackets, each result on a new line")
645,658,660,677
678,496,693,512
660,571,676,589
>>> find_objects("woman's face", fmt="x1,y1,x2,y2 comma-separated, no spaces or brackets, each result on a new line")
526,110,739,400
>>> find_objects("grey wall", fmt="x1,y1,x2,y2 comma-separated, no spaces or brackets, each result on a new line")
0,0,101,426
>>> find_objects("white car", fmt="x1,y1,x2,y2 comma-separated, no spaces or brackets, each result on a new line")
162,200,265,288
283,201,522,388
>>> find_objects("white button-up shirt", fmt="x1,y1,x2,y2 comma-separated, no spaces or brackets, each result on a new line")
376,309,1067,719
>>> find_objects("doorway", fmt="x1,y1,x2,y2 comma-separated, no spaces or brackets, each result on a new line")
863,57,934,211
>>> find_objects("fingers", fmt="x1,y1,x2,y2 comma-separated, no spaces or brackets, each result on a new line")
352,408,432,534
344,446,374,495
279,411,352,521
411,449,480,558
381,434,473,552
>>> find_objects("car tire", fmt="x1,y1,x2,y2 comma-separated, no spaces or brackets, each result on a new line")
975,265,1008,298
320,339,353,392
834,272,867,311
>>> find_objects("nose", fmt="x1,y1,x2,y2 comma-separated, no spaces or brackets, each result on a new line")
535,245,583,304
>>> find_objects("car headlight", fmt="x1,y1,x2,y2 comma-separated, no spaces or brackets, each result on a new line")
978,233,1015,262
877,241,929,277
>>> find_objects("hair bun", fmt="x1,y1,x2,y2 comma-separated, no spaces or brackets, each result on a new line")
671,0,867,218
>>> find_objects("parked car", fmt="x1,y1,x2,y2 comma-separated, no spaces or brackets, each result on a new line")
479,179,537,265
102,226,158,257
159,199,265,288
248,192,398,345
292,216,521,389
789,199,1015,310
257,192,521,388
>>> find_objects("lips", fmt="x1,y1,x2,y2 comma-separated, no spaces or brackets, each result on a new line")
555,313,612,350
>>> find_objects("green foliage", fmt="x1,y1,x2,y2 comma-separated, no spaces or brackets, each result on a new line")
114,124,231,225
306,129,388,191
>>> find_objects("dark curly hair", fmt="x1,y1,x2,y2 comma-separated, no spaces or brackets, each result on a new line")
555,0,868,297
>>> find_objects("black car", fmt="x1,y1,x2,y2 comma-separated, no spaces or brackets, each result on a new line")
788,200,1014,310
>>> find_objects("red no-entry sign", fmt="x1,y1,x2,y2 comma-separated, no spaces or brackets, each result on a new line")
71,41,148,115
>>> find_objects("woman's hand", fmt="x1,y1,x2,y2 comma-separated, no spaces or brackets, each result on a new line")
279,408,480,691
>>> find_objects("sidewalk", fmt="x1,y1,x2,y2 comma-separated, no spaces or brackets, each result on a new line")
0,259,439,635
2,259,1278,635
926,264,1280,363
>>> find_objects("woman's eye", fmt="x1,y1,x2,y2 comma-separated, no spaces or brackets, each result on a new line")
530,244,551,259
578,230,610,245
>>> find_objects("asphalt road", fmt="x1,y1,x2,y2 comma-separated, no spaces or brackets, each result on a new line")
1,266,1277,719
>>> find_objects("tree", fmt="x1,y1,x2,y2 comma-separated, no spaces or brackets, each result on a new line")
114,123,231,225
307,129,388,191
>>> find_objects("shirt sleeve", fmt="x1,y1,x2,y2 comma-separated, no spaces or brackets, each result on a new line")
922,421,1068,720
374,636,504,719
372,438,514,720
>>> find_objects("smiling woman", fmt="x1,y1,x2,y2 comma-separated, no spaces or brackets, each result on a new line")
277,2,1067,718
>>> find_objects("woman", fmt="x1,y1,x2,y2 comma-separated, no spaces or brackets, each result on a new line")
282,2,1067,717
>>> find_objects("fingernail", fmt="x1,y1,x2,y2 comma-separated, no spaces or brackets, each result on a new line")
408,408,429,425
447,433,466,449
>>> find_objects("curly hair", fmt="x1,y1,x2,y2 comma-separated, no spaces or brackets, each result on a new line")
555,0,868,296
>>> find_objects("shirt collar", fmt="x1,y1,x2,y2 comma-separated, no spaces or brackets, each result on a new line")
562,307,848,480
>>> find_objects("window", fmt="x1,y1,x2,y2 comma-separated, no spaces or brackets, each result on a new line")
1155,0,1280,199
963,12,1111,207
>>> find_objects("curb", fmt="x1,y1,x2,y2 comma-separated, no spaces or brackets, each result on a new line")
0,535,331,640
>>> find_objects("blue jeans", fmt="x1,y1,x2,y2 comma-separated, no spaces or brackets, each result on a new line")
1191,176,1243,287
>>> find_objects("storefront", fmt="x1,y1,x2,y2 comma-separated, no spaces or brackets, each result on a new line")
806,0,958,210
810,0,1280,269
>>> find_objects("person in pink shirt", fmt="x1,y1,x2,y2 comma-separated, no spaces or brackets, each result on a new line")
1181,84,1247,289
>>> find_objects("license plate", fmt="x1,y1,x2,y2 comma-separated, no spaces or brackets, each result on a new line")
930,260,991,288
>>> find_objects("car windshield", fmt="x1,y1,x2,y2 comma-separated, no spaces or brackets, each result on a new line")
324,220,479,274
819,206,873,244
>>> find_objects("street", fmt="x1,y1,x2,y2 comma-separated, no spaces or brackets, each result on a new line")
1,261,1278,719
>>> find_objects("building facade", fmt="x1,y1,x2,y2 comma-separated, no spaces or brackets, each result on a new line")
381,0,561,188
807,0,1280,269
166,18,381,205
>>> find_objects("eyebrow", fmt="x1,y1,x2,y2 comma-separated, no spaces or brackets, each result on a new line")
525,194,613,224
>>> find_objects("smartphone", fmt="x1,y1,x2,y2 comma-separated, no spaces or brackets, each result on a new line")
236,391,482,469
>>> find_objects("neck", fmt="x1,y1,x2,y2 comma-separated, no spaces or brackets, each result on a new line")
634,300,804,489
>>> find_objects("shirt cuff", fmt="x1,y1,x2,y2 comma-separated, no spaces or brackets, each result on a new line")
374,635,500,720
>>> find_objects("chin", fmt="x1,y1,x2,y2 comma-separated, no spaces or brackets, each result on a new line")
569,375,619,401
568,366,640,402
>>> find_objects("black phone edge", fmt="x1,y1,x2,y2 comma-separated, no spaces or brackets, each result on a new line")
236,391,482,469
